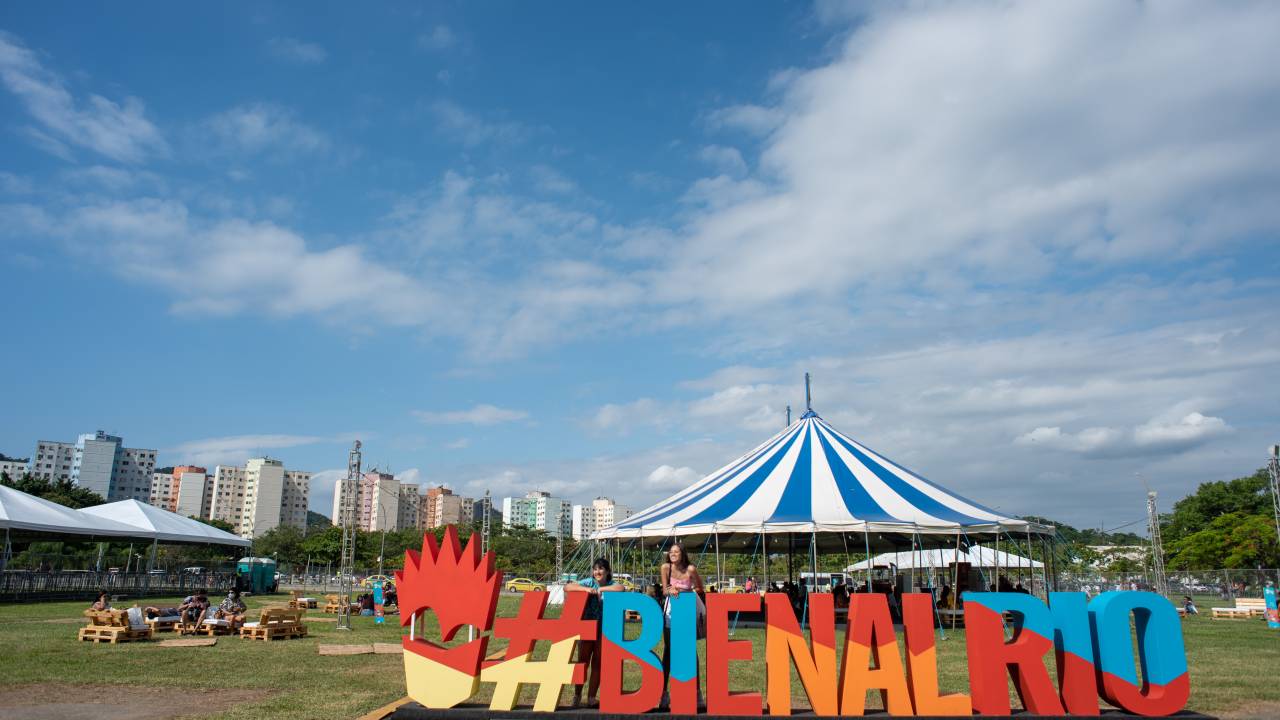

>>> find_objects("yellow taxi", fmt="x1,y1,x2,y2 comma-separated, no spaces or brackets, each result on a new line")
505,577,546,592
361,574,394,589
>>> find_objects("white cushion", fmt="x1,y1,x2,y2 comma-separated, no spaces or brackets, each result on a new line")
242,621,260,628
203,618,231,627
297,597,315,602
127,607,147,630
151,616,181,624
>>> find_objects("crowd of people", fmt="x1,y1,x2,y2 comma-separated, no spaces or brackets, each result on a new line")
89,587,249,629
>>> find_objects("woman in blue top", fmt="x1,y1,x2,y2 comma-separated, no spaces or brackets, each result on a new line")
566,558,622,707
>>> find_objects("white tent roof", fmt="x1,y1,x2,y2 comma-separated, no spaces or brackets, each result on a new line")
79,499,250,547
845,546,1043,571
595,413,1051,540
0,484,142,538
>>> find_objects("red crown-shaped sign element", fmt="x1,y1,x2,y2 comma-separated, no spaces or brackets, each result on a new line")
395,526,502,675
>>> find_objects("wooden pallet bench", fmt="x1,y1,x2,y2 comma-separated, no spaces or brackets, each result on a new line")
145,616,183,634
289,591,319,609
79,609,153,644
1212,597,1267,618
241,607,307,641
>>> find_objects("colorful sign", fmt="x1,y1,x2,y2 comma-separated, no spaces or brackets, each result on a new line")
1265,582,1279,629
398,527,1191,716
373,579,385,625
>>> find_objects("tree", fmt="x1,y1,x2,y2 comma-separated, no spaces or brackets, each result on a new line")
254,525,307,566
1163,469,1271,543
307,511,331,531
1,472,105,508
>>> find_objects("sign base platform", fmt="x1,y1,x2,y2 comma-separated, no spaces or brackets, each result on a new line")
386,703,1215,720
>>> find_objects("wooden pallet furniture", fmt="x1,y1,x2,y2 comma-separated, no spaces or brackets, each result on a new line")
180,616,237,636
288,591,318,609
145,615,183,634
323,594,344,613
240,607,308,641
78,609,153,644
1212,597,1267,618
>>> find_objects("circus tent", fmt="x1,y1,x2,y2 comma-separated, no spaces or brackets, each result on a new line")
591,410,1052,548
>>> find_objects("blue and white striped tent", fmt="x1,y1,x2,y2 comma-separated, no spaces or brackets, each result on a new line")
592,412,1050,542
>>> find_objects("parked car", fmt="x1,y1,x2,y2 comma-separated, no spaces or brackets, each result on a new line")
183,566,206,575
706,580,744,594
505,577,546,593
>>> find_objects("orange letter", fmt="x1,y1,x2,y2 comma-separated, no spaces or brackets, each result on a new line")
765,593,839,715
839,594,914,716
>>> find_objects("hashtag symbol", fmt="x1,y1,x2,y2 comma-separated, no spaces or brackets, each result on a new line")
481,591,596,711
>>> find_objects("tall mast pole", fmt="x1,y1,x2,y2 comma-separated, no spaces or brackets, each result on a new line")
337,440,361,631
804,372,811,413
1267,445,1280,576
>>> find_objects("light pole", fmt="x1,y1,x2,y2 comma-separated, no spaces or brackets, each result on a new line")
1267,445,1280,574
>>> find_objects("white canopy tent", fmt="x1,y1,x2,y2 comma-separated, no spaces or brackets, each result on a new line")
80,500,249,547
0,484,142,538
1,484,148,571
845,546,1043,571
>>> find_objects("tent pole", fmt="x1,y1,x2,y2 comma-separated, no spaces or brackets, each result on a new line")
715,527,722,591
761,528,767,591
952,532,961,630
787,533,794,584
995,527,1001,589
863,528,872,593
2,527,9,573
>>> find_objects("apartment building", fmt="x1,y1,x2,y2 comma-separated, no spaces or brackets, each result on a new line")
332,470,417,532
210,458,310,538
398,484,422,530
423,486,474,528
149,466,211,518
0,454,28,480
571,497,634,540
30,431,155,501
503,490,571,538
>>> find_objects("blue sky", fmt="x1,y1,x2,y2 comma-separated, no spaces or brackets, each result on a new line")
2,1,1278,530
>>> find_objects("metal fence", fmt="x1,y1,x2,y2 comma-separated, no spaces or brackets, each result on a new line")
0,570,237,603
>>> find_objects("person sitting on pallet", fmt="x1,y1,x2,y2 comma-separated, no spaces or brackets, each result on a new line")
213,589,248,629
143,604,182,620
179,589,210,625
90,590,111,611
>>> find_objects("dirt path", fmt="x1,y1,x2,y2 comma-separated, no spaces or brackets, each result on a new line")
0,683,272,720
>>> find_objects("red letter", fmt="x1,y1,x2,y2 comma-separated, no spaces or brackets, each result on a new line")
964,593,1065,716
901,594,970,716
707,593,763,715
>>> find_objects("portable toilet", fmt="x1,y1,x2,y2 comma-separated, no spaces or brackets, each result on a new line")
236,557,278,594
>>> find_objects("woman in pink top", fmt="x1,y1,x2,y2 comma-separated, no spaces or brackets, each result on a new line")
659,542,704,708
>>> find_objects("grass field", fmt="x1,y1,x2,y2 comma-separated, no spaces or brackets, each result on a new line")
1,593,1277,719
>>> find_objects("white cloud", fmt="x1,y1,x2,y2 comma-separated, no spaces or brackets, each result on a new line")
0,30,168,163
696,145,748,176
412,404,528,426
660,1,1280,311
430,100,529,147
646,465,701,493
166,433,332,467
268,37,327,64
202,103,329,156
419,25,456,51
706,104,785,137
444,438,470,450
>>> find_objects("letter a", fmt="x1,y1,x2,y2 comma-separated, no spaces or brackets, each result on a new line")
839,593,914,716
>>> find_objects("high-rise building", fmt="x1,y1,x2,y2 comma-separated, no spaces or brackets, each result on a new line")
504,490,571,538
30,431,155,501
31,441,75,481
332,470,418,532
150,466,212,517
0,454,28,480
209,458,310,538
398,484,423,530
423,486,474,528
571,497,634,540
